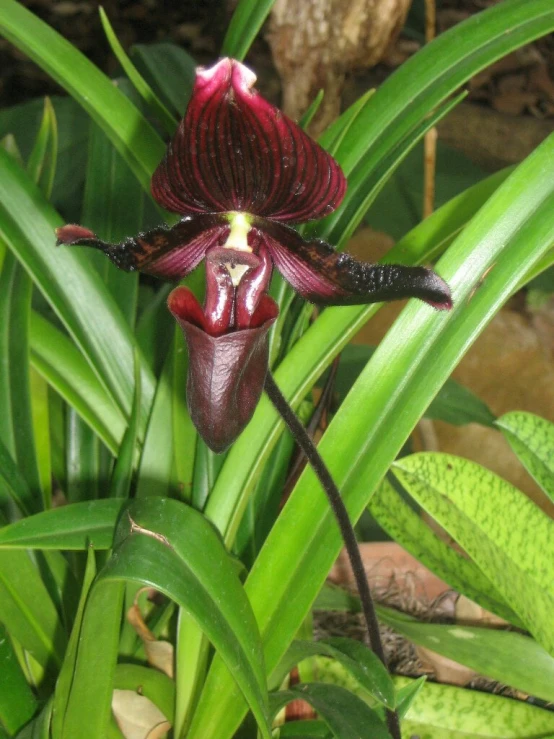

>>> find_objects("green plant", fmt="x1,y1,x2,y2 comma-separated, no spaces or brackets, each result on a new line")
0,0,553,737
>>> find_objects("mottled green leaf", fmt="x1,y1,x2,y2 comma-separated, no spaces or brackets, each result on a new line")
391,453,554,654
496,411,554,501
369,476,519,624
395,676,554,738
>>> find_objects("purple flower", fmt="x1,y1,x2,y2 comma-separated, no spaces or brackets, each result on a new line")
57,58,451,452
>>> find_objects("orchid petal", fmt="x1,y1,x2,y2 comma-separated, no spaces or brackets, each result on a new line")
151,58,346,223
56,214,228,280
168,286,278,453
258,220,452,310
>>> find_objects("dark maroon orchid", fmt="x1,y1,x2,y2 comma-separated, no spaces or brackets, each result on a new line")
57,58,451,452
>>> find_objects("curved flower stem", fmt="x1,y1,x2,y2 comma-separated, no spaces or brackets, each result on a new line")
264,372,401,739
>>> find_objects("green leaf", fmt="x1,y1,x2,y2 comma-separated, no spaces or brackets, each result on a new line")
0,500,124,550
0,623,38,734
30,367,52,510
58,577,125,739
0,549,66,669
496,411,554,501
313,583,364,614
29,312,126,455
66,409,100,503
391,453,554,654
0,149,155,434
270,683,390,739
299,91,324,130
395,676,554,738
52,546,96,739
368,476,519,624
131,42,196,117
0,96,88,220
99,497,271,739
379,607,554,703
99,8,176,134
318,90,374,156
394,166,514,265
394,676,426,720
109,353,141,499
0,435,33,517
368,141,486,241
270,638,394,708
15,699,53,739
27,97,57,199
81,115,142,328
426,378,496,426
221,0,276,61
0,0,165,190
135,342,175,499
335,346,495,426
0,251,41,508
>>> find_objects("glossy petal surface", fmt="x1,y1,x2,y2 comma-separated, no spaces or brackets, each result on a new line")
259,220,452,309
168,286,278,453
151,58,346,223
56,214,228,280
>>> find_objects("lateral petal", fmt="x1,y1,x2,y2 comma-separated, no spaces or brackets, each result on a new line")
259,220,452,309
151,58,346,223
56,214,229,281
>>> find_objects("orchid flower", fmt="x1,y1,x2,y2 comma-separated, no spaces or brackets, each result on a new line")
57,58,451,452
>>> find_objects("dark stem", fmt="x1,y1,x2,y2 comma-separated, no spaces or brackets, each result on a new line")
264,372,401,739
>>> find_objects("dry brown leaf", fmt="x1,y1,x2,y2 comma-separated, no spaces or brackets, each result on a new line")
144,639,174,679
455,595,509,627
415,646,477,686
127,600,174,678
112,690,171,739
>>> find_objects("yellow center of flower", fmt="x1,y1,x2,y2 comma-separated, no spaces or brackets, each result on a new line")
224,212,253,286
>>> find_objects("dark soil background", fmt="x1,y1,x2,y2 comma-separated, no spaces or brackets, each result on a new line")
0,0,226,107
2,0,553,129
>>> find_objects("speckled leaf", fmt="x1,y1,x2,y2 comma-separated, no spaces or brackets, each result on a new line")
391,453,554,655
369,477,520,625
496,411,554,502
394,677,554,738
